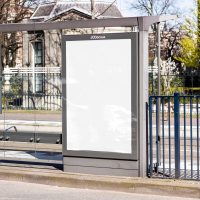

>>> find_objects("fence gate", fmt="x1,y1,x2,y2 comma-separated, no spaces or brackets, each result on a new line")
148,93,200,180
0,69,62,167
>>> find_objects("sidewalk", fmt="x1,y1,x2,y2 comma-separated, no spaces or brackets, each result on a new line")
0,164,199,199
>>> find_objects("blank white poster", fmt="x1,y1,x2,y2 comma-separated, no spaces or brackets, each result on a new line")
66,39,132,153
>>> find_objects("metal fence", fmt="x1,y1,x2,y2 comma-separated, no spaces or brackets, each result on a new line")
148,93,200,180
2,67,62,111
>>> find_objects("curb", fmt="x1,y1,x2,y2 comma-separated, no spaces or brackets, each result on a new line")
0,166,199,198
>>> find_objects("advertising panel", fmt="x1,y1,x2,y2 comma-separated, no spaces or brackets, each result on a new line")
62,33,138,160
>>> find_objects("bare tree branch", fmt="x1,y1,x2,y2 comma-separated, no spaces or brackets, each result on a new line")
96,0,117,18
130,0,177,16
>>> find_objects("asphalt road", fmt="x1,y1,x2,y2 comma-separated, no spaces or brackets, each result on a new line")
0,180,197,200
0,112,197,126
0,112,197,124
0,112,61,122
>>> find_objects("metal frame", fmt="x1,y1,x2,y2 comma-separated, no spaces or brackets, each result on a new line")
0,16,176,32
0,15,177,177
62,32,138,160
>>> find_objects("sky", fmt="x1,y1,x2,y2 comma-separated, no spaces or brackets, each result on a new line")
117,0,195,18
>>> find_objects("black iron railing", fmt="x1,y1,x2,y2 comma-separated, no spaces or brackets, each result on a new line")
148,93,200,180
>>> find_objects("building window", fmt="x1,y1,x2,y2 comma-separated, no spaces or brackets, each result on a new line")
32,41,44,93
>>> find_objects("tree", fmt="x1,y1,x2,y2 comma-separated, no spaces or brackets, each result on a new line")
174,1,200,94
130,0,180,32
130,0,181,57
130,0,184,95
0,0,54,68
130,0,177,16
0,0,34,68
197,0,200,57
175,1,199,68
130,0,182,58
175,36,199,68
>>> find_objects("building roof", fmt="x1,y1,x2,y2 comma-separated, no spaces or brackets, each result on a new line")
32,4,55,18
30,1,122,21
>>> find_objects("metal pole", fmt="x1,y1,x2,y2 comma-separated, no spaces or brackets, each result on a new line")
0,44,2,114
149,97,153,177
174,92,180,178
91,0,95,33
156,22,161,166
146,102,149,176
91,0,95,19
157,22,161,96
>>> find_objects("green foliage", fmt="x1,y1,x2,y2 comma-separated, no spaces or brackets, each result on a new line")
2,74,23,109
9,75,23,95
175,36,199,68
175,1,200,68
169,76,184,94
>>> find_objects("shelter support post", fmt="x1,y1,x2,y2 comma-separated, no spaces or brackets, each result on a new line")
138,30,149,177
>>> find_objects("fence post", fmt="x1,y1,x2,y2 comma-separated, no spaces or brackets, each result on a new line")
149,98,153,177
146,102,149,177
174,92,180,178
